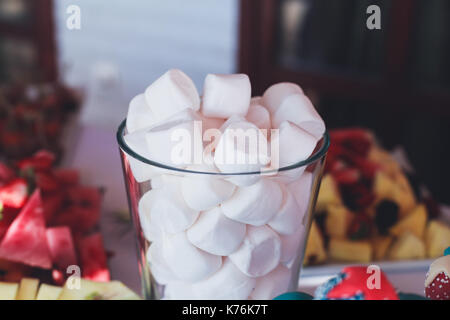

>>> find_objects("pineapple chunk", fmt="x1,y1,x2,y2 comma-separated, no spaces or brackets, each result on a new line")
304,221,327,265
16,278,39,300
368,147,401,177
388,232,425,260
325,204,353,238
390,204,427,238
425,221,450,258
328,238,372,263
36,284,63,300
373,171,397,201
0,282,19,300
372,236,393,261
58,279,141,300
392,172,417,216
316,174,341,212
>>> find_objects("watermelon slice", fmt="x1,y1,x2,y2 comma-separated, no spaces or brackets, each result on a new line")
0,178,28,209
52,186,101,232
53,169,79,186
46,226,78,270
0,190,52,269
42,191,64,222
77,233,110,282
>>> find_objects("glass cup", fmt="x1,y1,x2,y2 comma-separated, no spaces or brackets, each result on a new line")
117,119,329,300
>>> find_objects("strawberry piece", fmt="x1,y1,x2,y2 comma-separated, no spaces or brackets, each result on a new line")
0,190,52,269
53,169,79,186
0,178,28,209
35,172,60,192
17,150,55,172
51,186,101,232
41,191,64,222
46,226,78,270
77,233,110,282
0,163,14,184
333,168,361,185
425,271,450,300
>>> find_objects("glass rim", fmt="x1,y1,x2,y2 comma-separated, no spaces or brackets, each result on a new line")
116,119,330,176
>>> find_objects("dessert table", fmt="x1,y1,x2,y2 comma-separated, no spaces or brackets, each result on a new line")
64,123,429,297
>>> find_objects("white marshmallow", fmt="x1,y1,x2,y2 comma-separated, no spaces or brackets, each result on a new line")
214,119,270,175
181,166,236,211
221,179,283,226
201,74,251,118
123,130,160,182
287,171,313,224
163,232,222,282
262,82,304,114
146,242,177,285
192,258,256,300
246,103,271,132
268,184,303,235
229,225,281,277
250,265,291,300
279,223,305,263
164,281,196,300
145,69,200,121
272,94,325,139
272,121,317,168
126,94,158,133
145,117,203,168
187,206,246,256
199,113,225,132
138,190,164,242
142,182,199,234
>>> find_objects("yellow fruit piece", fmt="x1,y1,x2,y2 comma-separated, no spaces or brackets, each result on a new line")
328,238,372,263
390,204,427,238
372,236,393,261
325,205,353,238
16,278,39,300
373,171,397,201
425,220,450,258
36,284,63,300
304,221,327,265
0,282,19,300
58,279,141,300
315,174,341,213
368,147,401,178
392,173,417,216
387,232,425,260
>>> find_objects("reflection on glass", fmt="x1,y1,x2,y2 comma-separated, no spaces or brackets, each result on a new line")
276,0,391,78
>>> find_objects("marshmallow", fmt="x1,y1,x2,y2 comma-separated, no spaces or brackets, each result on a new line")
201,74,251,118
221,178,283,226
126,94,158,133
145,116,203,168
138,190,164,242
123,130,160,182
246,103,271,133
181,166,236,211
163,232,222,282
187,206,246,256
272,121,317,168
271,94,325,139
229,225,281,277
214,119,270,175
192,258,256,300
268,184,303,235
262,82,304,114
142,182,199,234
146,242,177,285
250,265,291,300
164,281,196,300
279,223,305,263
287,171,313,224
145,69,200,121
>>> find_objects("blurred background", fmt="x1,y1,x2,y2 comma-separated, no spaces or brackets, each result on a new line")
0,0,449,295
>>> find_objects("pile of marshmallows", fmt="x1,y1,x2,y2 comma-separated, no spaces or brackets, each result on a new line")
123,69,325,299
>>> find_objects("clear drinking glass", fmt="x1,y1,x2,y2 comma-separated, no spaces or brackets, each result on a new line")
117,119,329,300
